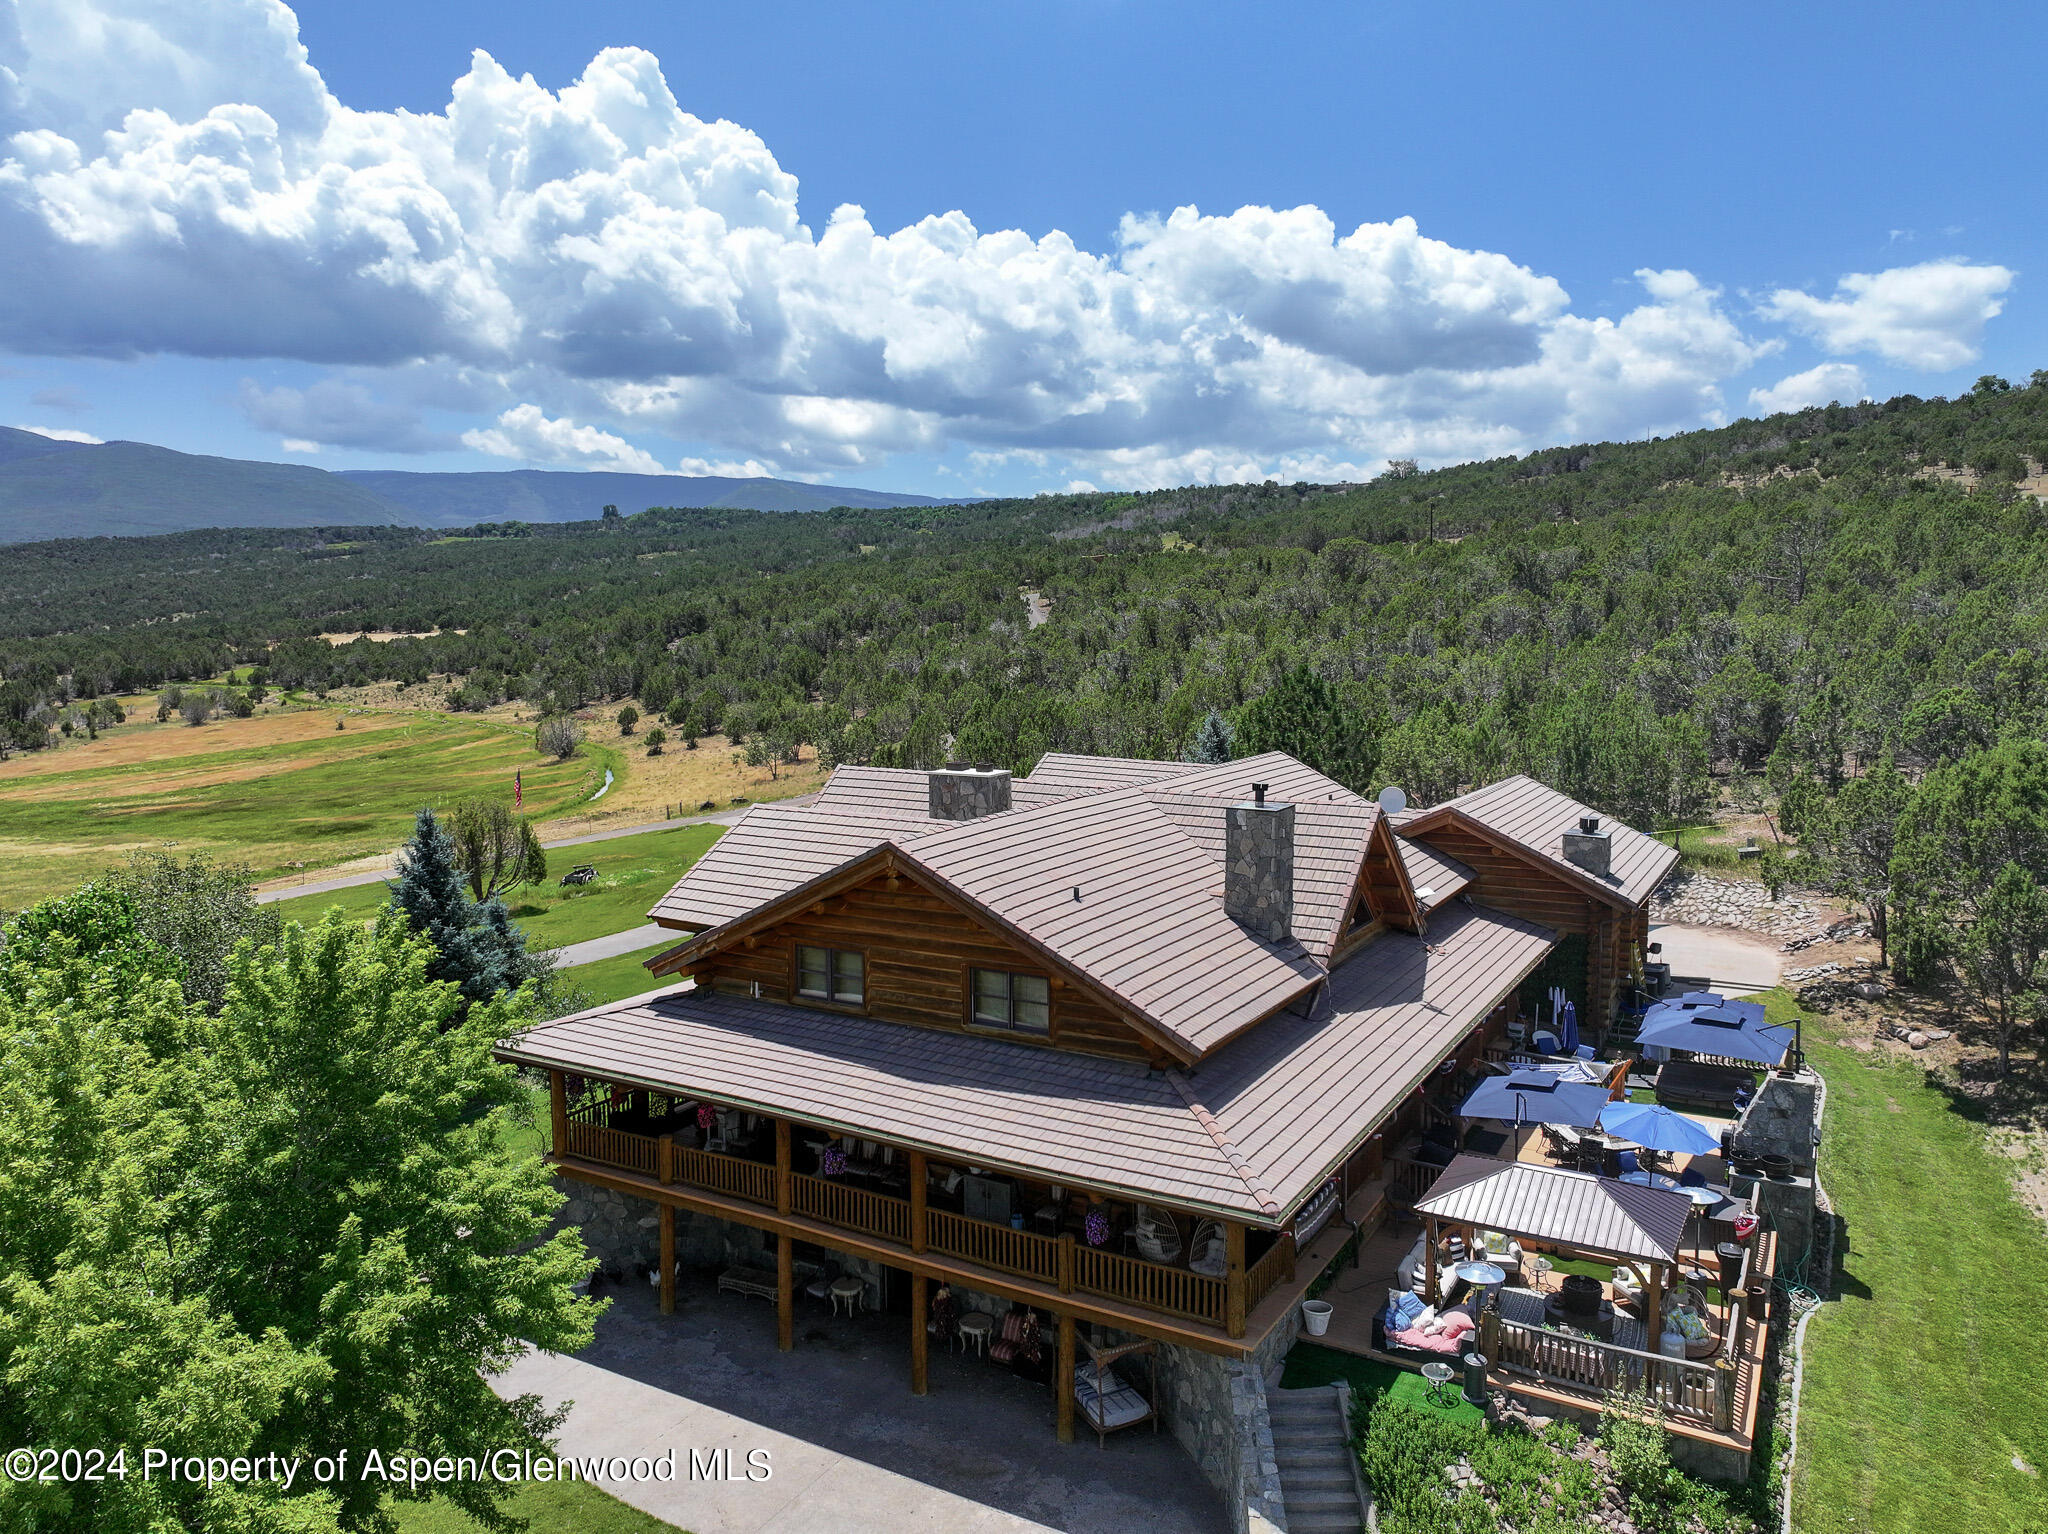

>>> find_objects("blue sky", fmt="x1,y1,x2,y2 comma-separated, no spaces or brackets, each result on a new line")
0,0,2037,497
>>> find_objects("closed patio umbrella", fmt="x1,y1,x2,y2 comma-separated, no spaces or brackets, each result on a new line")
1597,1100,1724,1155
1459,1069,1613,1129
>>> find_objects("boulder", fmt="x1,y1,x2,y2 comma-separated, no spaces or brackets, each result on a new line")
1908,1032,1929,1049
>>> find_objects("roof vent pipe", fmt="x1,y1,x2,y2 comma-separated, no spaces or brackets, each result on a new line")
1226,788,1294,943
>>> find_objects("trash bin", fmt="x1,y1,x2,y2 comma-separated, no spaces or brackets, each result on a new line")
1461,1351,1488,1407
1301,1299,1333,1337
1716,1242,1744,1295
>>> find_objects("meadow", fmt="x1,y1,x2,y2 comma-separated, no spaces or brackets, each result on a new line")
0,703,618,911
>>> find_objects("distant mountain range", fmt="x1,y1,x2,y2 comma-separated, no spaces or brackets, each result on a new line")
0,427,964,543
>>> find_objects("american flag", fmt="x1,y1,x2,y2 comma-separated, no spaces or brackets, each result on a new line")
514,769,522,809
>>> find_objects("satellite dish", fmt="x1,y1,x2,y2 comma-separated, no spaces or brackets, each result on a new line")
1377,785,1408,814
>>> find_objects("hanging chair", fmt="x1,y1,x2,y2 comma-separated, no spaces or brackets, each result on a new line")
1131,1204,1183,1264
1187,1219,1228,1278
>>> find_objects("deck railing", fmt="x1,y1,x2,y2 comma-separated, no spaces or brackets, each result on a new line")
1074,1244,1226,1325
672,1144,776,1206
1245,1233,1296,1313
792,1173,911,1244
1488,1316,1730,1430
926,1209,1061,1284
1386,1156,1443,1209
563,1119,660,1177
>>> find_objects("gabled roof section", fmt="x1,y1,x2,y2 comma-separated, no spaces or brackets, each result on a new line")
1401,776,1679,908
1413,1154,1690,1265
1143,789,1374,962
1022,752,1201,795
906,788,1325,1058
1146,751,1371,808
1392,833,1475,916
810,763,1080,823
647,804,906,930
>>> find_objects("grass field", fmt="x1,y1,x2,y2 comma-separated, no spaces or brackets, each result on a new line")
1280,1340,1484,1423
1788,989,2048,1533
390,1474,680,1534
0,705,620,911
270,823,723,951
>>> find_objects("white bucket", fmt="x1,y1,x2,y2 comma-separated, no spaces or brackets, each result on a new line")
1301,1299,1333,1337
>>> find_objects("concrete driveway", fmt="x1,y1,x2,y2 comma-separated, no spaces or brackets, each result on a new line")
1649,923,1785,995
493,1279,1226,1534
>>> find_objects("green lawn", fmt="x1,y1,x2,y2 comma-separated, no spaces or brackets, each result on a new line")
390,1476,680,1533
1280,1341,1484,1424
556,942,683,1008
272,823,721,952
1782,990,2048,1533
0,709,621,908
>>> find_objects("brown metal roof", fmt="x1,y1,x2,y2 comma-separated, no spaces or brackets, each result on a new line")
1393,834,1475,915
1412,1154,1691,1263
1023,753,1203,794
809,764,1073,822
501,901,1556,1224
1405,776,1679,907
647,804,906,930
1147,752,1371,808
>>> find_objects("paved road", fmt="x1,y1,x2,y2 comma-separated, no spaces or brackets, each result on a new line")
553,923,670,967
1649,922,1786,996
492,1348,1057,1534
256,804,764,905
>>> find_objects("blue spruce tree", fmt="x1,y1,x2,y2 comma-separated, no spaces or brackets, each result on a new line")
1185,709,1235,765
388,806,528,1012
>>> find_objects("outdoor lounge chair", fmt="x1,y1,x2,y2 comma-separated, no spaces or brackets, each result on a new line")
988,1307,1043,1369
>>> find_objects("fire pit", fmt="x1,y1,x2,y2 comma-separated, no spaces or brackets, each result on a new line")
1556,1273,1604,1319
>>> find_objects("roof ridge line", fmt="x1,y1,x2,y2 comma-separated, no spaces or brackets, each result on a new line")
1163,1068,1280,1217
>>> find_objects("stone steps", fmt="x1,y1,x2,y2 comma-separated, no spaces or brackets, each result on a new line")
1269,1384,1368,1534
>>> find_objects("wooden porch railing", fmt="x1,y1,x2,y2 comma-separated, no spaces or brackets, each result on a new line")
1074,1243,1226,1326
926,1209,1061,1284
670,1143,776,1206
792,1173,911,1244
1487,1316,1731,1430
564,1119,659,1177
1386,1156,1443,1209
1245,1232,1296,1313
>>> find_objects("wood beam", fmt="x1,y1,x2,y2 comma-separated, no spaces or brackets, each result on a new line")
1425,1215,1441,1306
549,1069,568,1158
1225,1222,1247,1340
1055,1311,1076,1444
910,1274,929,1396
658,1204,675,1315
776,1234,794,1352
775,1118,792,1216
908,1150,927,1254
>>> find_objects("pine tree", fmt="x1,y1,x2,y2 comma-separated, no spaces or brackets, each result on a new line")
388,807,527,1012
1233,665,1381,792
1185,709,1235,764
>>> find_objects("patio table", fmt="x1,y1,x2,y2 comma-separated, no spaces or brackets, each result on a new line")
1421,1361,1458,1408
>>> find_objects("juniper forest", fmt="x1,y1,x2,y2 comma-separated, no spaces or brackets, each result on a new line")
7,377,2048,845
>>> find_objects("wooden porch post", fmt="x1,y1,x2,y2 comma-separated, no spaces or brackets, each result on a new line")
1057,1233,1075,1294
658,1204,675,1316
910,1274,929,1396
1283,1230,1296,1284
549,1069,568,1158
775,1118,792,1216
776,1233,794,1352
657,1132,675,1187
1055,1312,1076,1444
1424,1215,1441,1306
1645,1261,1664,1343
1225,1221,1248,1339
909,1150,928,1254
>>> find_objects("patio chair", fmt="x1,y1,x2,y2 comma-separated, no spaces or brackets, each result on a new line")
1616,1149,1640,1177
1679,1165,1707,1188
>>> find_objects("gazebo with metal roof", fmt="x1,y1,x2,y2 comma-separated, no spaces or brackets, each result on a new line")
1411,1153,1693,1319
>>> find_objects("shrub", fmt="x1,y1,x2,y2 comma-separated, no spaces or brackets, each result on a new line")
180,692,212,727
616,704,640,736
644,727,667,756
535,714,582,760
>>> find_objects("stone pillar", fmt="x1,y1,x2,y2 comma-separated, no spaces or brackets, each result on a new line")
1225,788,1294,942
928,765,1013,820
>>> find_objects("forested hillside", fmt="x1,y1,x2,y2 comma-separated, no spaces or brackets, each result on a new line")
5,376,2047,832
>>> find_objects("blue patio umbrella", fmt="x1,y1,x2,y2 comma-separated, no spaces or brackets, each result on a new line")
1636,1003,1791,1066
1459,1069,1613,1129
1597,1100,1724,1155
1558,998,1579,1054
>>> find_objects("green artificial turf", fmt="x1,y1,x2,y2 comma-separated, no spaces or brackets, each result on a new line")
1280,1341,1484,1424
1778,989,2048,1533
389,1476,682,1534
272,823,723,951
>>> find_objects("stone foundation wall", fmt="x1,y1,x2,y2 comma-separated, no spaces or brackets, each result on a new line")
1728,1068,1822,1172
556,1178,776,1283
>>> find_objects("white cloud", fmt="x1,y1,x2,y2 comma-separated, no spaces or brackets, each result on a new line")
11,422,101,441
0,1,2014,486
1760,259,2016,370
1747,363,1868,415
460,404,669,473
280,436,318,452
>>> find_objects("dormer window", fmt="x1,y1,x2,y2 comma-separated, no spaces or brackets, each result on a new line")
970,968,1050,1036
797,945,864,1005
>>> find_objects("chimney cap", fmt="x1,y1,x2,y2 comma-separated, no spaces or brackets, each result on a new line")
1252,782,1269,805
1578,814,1602,835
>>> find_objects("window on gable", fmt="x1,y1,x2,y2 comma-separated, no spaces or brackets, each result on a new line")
797,945,865,1005
970,968,1051,1036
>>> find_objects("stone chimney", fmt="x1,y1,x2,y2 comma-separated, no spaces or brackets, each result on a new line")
1560,813,1612,880
1225,783,1294,942
928,762,1012,821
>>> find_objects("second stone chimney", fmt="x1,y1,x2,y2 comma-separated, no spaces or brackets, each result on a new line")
1561,813,1612,880
928,762,1013,821
1225,782,1294,942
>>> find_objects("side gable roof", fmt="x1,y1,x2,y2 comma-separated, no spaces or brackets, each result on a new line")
647,804,905,931
1147,750,1371,808
1392,833,1475,916
1401,776,1678,908
1023,752,1200,794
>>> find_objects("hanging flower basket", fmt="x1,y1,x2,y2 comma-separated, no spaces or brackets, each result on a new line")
1085,1209,1110,1247
821,1146,848,1177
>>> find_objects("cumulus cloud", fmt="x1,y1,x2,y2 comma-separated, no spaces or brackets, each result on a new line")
460,404,669,473
11,423,102,441
238,377,455,452
1747,363,1868,415
0,1,2014,485
1760,260,2016,370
